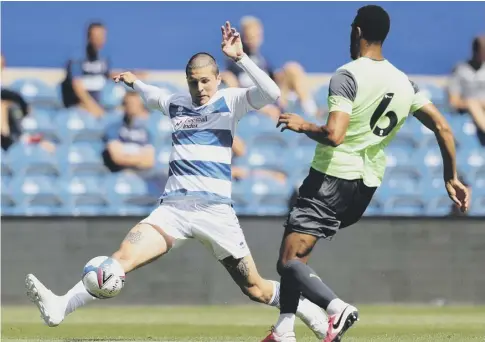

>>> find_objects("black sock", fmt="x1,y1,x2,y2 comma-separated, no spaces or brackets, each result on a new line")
284,259,337,309
279,268,302,314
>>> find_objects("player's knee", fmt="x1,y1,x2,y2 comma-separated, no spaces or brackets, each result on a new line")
283,61,304,77
277,258,301,277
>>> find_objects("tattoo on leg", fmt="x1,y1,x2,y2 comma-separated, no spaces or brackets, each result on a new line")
125,231,142,244
222,257,251,287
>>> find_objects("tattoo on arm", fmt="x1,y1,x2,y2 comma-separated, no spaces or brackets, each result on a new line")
222,257,251,287
124,231,142,244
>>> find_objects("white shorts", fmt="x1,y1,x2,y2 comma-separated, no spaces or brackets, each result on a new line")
140,199,250,260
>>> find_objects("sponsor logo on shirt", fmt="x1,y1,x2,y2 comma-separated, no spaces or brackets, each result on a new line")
174,115,209,130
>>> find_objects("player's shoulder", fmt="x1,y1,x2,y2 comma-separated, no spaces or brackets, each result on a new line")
217,87,247,99
166,91,191,105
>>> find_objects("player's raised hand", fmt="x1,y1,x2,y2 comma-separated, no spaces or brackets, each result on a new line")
221,21,244,61
277,113,307,133
113,72,138,88
445,178,470,213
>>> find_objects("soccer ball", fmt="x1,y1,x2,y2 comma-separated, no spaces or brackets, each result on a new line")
82,256,125,299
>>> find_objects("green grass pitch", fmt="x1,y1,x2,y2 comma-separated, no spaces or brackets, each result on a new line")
2,305,485,341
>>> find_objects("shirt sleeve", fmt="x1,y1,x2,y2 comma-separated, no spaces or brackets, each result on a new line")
70,61,83,79
105,124,120,143
133,80,173,116
409,80,432,113
327,69,357,115
448,65,464,96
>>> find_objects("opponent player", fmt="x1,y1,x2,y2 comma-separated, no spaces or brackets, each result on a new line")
262,6,470,342
24,21,328,339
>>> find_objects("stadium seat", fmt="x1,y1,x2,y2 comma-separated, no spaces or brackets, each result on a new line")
59,176,109,216
249,133,289,151
232,178,252,215
245,176,293,215
6,143,59,176
237,112,277,140
239,146,286,173
1,148,12,176
363,197,384,216
383,196,426,216
386,145,414,168
415,82,446,107
8,78,59,107
381,167,421,198
100,81,127,109
57,144,107,176
55,108,105,143
21,109,58,141
313,84,329,109
104,172,158,214
469,196,485,216
425,195,455,216
457,148,485,176
8,175,63,215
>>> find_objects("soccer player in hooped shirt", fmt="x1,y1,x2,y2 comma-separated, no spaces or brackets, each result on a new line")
24,21,329,339
262,6,470,342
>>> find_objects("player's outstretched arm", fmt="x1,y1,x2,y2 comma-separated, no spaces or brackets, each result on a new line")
277,112,349,147
414,103,470,212
221,21,280,109
113,72,168,112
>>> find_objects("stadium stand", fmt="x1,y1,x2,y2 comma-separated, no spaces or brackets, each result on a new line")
1,75,484,217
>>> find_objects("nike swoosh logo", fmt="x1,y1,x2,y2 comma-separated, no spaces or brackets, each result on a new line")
332,306,350,329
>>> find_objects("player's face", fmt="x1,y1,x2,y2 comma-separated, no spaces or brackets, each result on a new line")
123,94,145,117
187,66,220,106
350,24,361,60
89,27,107,50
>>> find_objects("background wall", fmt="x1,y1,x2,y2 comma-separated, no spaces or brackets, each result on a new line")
3,217,484,305
2,2,484,74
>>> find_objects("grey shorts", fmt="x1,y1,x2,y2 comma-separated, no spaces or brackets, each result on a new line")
284,168,377,240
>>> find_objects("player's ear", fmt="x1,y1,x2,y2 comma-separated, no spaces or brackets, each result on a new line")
356,27,362,40
216,74,222,86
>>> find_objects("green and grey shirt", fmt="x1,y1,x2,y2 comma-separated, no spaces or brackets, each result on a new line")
312,57,431,187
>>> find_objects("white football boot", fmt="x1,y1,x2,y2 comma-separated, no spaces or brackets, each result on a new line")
324,304,359,342
25,274,66,327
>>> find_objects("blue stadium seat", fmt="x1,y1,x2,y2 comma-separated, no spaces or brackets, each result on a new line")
232,178,252,215
104,172,158,213
100,81,126,109
249,133,289,151
386,146,414,168
1,175,15,214
469,197,485,216
1,148,12,176
240,146,285,173
245,176,293,215
447,115,483,151
55,108,105,143
21,109,58,141
313,84,329,109
363,197,384,216
8,78,59,107
381,167,421,198
57,144,107,176
59,176,109,216
6,143,59,176
237,112,277,140
457,149,485,176
415,82,446,107
472,166,485,195
8,175,63,215
383,196,426,216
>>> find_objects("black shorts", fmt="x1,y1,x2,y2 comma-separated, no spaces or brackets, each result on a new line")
284,167,377,240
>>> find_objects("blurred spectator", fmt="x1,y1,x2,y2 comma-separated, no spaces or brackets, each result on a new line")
61,22,109,118
232,136,249,180
1,54,55,152
231,134,287,183
448,35,485,143
221,16,318,118
102,92,155,172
